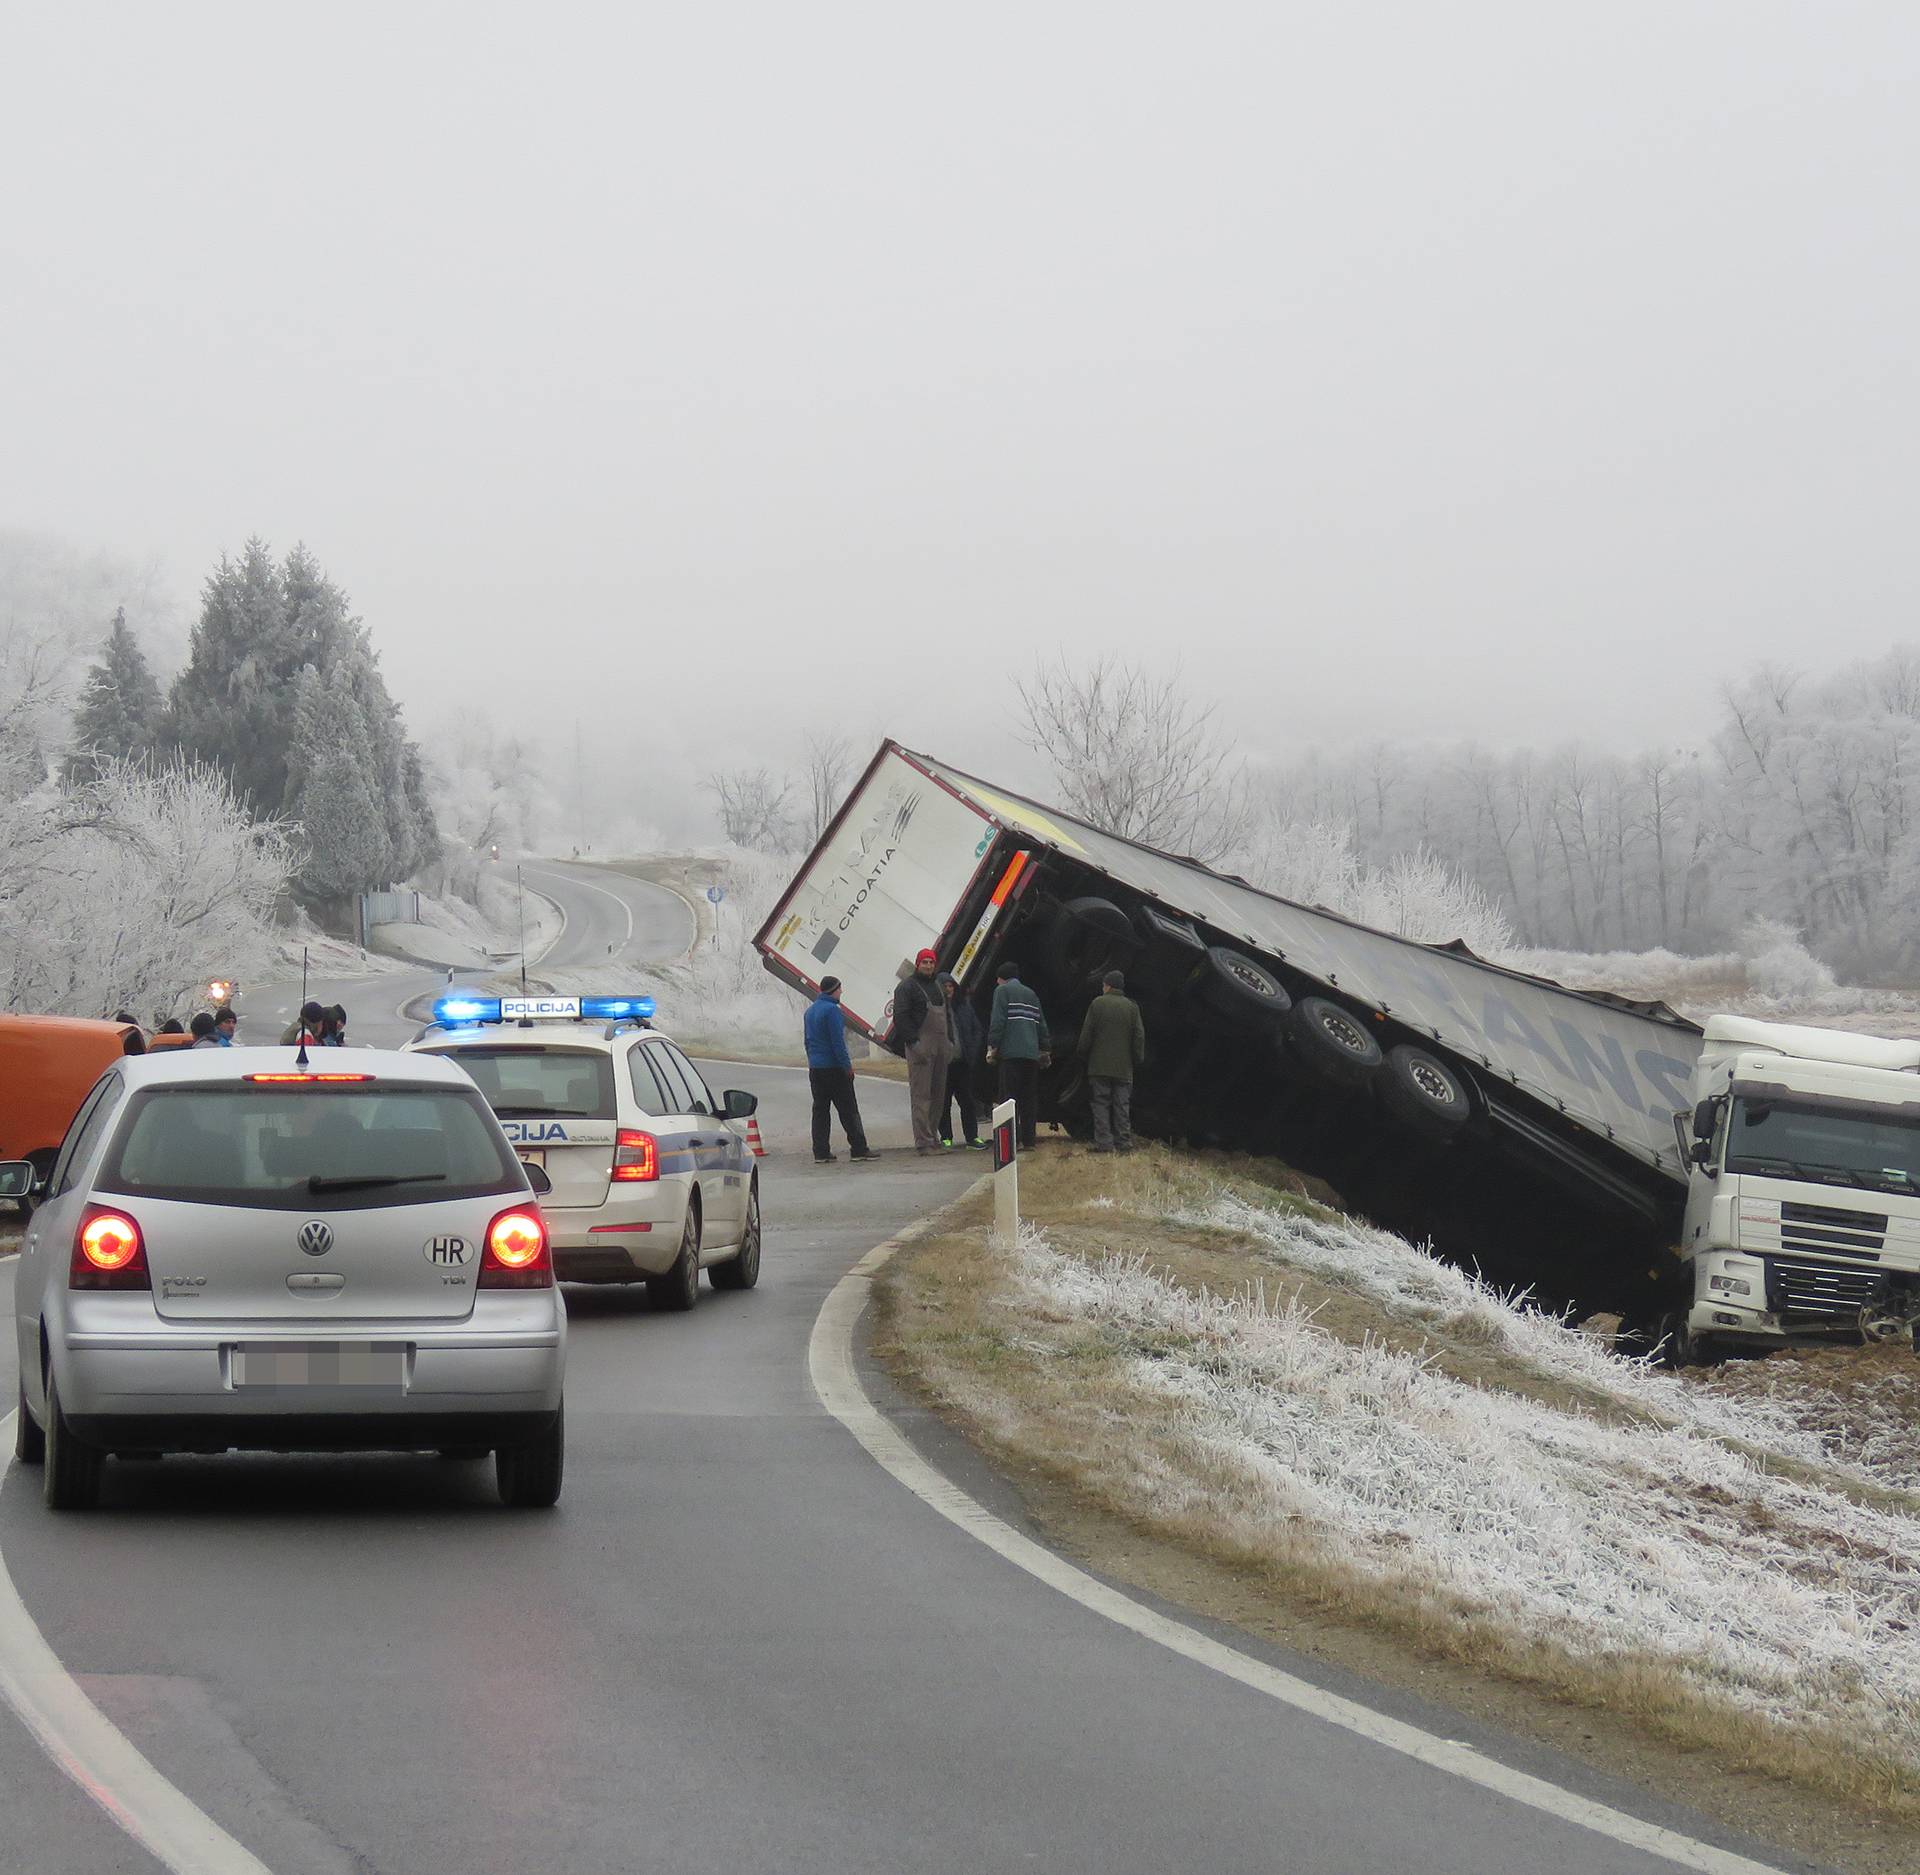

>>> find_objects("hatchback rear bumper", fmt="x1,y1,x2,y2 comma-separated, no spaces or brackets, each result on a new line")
52,1327,563,1451
66,1407,560,1455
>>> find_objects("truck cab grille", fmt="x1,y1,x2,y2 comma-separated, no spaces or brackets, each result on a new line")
1766,1257,1882,1320
1777,1200,1885,1259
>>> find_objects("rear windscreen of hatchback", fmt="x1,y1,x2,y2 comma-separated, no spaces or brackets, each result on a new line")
428,1048,615,1118
100,1085,525,1209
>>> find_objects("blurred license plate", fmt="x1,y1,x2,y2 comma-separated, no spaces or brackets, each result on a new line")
516,1149,546,1170
231,1343,405,1388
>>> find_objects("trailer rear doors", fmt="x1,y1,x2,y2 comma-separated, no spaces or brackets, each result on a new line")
756,747,1001,1039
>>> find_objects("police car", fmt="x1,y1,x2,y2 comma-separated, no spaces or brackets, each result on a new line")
404,994,761,1307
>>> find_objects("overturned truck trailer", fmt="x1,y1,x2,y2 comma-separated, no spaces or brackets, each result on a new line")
757,742,1702,1319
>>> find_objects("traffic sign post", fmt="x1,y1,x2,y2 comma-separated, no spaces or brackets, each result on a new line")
706,885,725,905
991,1099,1018,1243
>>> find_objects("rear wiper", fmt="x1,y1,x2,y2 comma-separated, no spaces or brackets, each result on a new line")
307,1173,448,1194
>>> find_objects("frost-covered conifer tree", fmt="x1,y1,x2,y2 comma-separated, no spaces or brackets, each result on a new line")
169,538,308,812
63,608,164,783
281,664,395,901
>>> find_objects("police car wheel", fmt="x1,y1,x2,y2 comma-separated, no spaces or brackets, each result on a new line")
649,1204,702,1312
711,1181,761,1291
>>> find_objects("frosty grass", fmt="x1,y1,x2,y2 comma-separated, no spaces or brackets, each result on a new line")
1004,1197,1920,1762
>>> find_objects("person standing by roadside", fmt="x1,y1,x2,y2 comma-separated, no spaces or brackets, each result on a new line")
280,1000,325,1046
804,977,874,1164
214,1007,239,1046
1076,969,1146,1153
188,1011,220,1049
938,972,987,1149
894,948,955,1156
985,960,1050,1151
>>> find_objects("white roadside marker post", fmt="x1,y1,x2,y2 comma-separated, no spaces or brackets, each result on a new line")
991,1098,1019,1242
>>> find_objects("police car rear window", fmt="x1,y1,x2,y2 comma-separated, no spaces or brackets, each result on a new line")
99,1085,523,1211
433,1047,616,1119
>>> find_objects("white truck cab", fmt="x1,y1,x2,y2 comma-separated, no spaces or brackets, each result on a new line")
1673,1015,1920,1361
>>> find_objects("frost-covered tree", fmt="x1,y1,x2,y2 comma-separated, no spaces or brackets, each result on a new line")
801,729,853,844
701,766,794,852
0,531,174,788
0,758,294,1020
1017,655,1251,862
419,712,556,899
169,539,310,811
282,665,394,901
64,609,164,783
170,540,436,901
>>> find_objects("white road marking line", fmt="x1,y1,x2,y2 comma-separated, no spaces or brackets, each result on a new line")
0,1413,276,1874
522,865,633,959
806,1216,1793,1875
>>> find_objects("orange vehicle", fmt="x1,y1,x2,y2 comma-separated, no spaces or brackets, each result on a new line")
0,1014,146,1193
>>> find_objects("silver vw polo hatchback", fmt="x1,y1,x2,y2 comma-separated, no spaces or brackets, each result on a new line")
3,1047,566,1511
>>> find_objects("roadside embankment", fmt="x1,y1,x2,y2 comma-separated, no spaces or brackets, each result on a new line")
874,1144,1920,1875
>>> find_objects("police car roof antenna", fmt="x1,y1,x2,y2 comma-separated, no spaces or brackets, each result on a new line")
295,946,311,1068
517,866,528,997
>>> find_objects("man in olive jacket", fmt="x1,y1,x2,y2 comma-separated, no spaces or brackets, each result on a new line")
1076,969,1145,1153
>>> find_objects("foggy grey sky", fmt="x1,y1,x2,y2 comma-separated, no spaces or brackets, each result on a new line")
7,3,1920,799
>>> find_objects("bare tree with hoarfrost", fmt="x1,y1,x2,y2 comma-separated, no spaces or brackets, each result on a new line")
1017,656,1252,863
801,730,853,844
701,766,794,853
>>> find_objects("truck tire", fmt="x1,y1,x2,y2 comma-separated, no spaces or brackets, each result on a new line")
1378,1045,1475,1139
1045,897,1137,984
1653,1309,1698,1368
1288,996,1383,1087
1195,947,1290,1024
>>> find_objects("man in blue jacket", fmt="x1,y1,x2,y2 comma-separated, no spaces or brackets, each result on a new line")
804,977,874,1164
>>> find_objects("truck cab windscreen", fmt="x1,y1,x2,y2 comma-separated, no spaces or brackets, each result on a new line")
1725,1096,1920,1194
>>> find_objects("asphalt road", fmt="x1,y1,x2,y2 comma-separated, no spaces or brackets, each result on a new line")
249,861,698,1050
0,869,1819,1875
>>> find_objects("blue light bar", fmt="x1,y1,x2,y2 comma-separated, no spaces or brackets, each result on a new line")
581,995,656,1021
434,995,502,1025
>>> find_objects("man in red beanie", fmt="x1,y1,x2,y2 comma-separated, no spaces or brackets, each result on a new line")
893,947,955,1155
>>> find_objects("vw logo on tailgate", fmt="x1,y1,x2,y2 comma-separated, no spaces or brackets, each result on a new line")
297,1220,335,1257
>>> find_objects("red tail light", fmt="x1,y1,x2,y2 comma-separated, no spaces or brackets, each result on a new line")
611,1129,658,1182
71,1206,151,1291
246,1073,371,1084
480,1206,552,1288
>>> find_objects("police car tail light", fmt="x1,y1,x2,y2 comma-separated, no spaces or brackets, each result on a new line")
71,1206,151,1291
611,1129,659,1182
480,1207,552,1288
